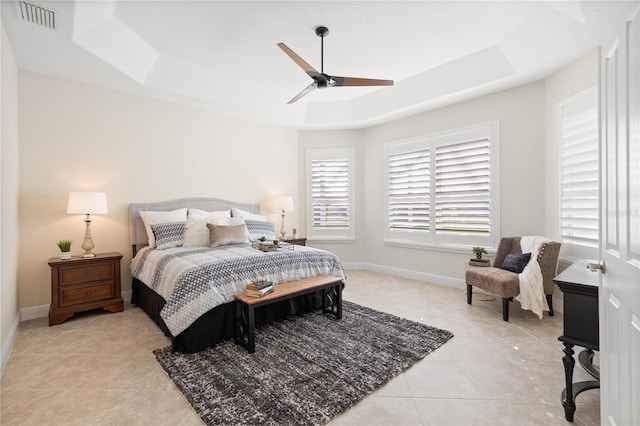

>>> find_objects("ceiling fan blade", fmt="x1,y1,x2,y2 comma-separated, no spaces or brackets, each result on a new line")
288,83,317,104
331,76,394,87
277,43,318,75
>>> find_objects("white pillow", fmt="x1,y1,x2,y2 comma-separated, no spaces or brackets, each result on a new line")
231,207,267,221
139,208,188,248
188,208,231,218
183,216,249,247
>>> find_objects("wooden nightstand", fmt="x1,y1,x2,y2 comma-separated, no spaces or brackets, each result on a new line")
48,252,124,326
281,237,307,246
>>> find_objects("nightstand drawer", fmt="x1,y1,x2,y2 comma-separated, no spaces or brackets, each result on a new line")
59,262,115,285
59,282,115,307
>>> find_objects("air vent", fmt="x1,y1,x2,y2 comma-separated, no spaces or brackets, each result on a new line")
19,1,55,30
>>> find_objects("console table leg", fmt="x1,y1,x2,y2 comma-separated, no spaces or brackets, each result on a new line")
561,342,577,422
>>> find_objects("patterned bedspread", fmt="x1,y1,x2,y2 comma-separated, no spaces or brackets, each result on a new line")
131,244,345,336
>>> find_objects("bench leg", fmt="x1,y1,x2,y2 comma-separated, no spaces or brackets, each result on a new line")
322,287,327,313
467,284,472,304
336,283,342,320
235,302,256,354
247,305,255,353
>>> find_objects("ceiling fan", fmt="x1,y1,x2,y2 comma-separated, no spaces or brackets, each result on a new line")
278,26,394,104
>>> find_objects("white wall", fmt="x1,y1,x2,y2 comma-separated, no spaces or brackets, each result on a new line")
298,83,547,285
361,82,546,285
296,51,598,291
14,50,600,317
1,22,20,372
17,72,299,311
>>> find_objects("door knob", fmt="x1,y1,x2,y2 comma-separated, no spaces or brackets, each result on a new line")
587,260,606,274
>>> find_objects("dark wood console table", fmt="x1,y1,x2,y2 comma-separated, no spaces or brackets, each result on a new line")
553,260,600,422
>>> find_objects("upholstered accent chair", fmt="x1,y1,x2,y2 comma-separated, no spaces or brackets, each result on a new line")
465,237,561,321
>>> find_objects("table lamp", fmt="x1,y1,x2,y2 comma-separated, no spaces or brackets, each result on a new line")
67,192,108,258
271,195,294,238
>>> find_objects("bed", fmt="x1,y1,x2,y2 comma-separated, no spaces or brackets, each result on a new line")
129,197,346,353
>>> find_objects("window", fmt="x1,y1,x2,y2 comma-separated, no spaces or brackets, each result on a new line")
557,86,599,259
385,122,499,250
306,149,355,240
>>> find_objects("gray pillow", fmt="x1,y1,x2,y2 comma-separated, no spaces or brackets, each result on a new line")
150,221,185,250
501,253,532,273
244,220,277,241
207,223,250,248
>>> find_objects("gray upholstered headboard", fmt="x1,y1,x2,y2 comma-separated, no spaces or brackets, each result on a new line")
129,197,260,255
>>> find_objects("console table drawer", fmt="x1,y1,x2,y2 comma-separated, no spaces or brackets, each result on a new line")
59,262,115,285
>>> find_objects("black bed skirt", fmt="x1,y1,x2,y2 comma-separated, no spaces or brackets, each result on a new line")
132,278,325,353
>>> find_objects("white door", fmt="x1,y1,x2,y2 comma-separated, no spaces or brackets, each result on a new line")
600,3,640,425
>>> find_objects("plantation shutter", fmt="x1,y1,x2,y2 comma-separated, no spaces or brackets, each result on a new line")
434,138,491,234
559,89,599,248
310,158,350,230
384,122,498,248
387,149,430,231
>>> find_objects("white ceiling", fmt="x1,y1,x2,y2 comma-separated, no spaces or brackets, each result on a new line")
1,1,635,129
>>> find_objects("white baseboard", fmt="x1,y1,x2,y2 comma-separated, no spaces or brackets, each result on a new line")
20,290,134,322
342,262,465,289
16,266,554,323
344,261,565,313
20,304,49,321
1,314,20,375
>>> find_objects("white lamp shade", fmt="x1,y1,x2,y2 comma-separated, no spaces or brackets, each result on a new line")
67,192,109,215
271,196,294,212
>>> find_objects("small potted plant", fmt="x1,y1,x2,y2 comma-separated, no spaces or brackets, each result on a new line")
472,246,487,260
56,240,72,260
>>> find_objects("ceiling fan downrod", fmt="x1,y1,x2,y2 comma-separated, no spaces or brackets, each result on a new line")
315,26,329,74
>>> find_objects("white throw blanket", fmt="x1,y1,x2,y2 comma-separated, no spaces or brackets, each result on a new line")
515,235,553,319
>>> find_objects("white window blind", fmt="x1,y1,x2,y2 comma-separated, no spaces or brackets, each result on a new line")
385,123,498,249
558,87,599,252
435,138,490,235
388,148,430,232
306,149,355,240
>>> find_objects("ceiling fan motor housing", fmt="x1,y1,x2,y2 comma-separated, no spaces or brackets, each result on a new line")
315,26,329,38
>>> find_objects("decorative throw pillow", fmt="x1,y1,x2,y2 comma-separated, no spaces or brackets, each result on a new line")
244,220,277,241
151,221,185,250
231,207,267,222
207,223,250,248
139,208,188,248
183,216,249,247
501,253,532,274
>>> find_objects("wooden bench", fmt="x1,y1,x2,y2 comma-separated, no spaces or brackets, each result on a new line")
234,275,343,353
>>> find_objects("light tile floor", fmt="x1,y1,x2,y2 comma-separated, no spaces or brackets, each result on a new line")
1,270,600,425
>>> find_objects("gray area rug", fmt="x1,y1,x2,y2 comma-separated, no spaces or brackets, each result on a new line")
153,301,454,426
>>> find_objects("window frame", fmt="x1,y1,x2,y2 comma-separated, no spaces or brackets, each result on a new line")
384,122,500,252
305,148,356,241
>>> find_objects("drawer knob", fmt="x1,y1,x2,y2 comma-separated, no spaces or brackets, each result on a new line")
85,270,92,275
86,290,92,295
